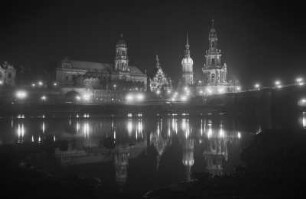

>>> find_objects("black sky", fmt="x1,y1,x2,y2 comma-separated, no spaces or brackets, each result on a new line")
0,0,305,87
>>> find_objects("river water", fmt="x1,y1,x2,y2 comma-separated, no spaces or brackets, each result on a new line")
0,111,305,197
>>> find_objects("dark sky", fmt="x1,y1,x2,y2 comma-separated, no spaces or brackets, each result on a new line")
1,0,305,87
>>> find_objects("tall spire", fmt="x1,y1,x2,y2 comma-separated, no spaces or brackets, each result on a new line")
156,54,161,69
184,33,190,58
211,19,215,30
209,19,218,50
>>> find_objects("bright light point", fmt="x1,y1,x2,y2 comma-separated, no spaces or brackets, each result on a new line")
275,80,281,86
167,90,171,94
218,87,225,94
53,82,58,86
296,77,303,83
206,88,212,95
136,93,145,101
298,82,304,86
254,83,260,89
0,80,3,85
15,90,28,100
237,132,241,139
41,95,47,101
38,81,43,86
180,95,188,101
75,96,81,101
276,85,282,89
82,94,92,101
236,86,241,91
126,94,133,102
199,90,204,95
31,83,36,87
156,90,161,95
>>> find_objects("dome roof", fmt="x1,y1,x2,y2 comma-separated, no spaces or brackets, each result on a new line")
181,57,193,65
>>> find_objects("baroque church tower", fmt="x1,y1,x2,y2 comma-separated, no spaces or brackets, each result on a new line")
181,34,194,85
202,20,228,86
114,34,129,72
150,55,172,93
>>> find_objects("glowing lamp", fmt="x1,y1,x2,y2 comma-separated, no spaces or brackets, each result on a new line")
41,95,47,101
126,94,134,102
254,83,260,89
15,90,28,100
136,93,145,101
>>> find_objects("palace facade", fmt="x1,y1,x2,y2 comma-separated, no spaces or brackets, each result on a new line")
0,61,16,87
56,35,147,102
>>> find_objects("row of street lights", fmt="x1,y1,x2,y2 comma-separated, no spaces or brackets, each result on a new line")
251,77,304,91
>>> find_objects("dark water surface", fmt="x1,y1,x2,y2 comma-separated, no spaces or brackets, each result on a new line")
0,112,305,198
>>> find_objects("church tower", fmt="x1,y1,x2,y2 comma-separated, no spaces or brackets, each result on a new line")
202,20,227,85
181,34,194,85
114,34,129,72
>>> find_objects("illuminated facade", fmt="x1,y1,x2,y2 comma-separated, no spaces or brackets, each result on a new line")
56,35,147,102
199,20,235,94
150,55,172,93
0,61,16,86
181,34,194,85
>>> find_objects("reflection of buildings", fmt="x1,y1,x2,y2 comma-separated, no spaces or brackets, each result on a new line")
150,55,172,94
0,61,16,86
56,35,147,102
114,146,130,186
150,121,170,169
182,138,194,181
203,123,229,176
54,118,147,187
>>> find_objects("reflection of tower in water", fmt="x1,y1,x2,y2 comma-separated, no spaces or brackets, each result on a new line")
182,138,194,181
203,123,229,176
114,146,130,187
150,120,169,170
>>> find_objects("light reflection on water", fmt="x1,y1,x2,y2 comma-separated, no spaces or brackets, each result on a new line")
0,113,268,193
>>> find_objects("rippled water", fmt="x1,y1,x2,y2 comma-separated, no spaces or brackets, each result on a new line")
0,112,304,196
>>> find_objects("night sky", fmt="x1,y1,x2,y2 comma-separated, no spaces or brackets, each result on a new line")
1,0,305,87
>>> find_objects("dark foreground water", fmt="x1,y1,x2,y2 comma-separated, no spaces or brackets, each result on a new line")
0,112,306,198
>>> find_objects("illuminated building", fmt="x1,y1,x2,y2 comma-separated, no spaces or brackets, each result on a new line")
181,34,194,85
200,20,236,94
56,34,147,102
0,61,16,87
150,55,172,93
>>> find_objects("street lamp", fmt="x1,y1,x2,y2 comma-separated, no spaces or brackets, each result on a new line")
254,83,260,90
15,90,28,100
296,77,304,86
274,80,282,89
41,95,47,101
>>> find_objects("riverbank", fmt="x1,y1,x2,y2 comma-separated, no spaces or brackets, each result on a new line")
0,102,225,117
